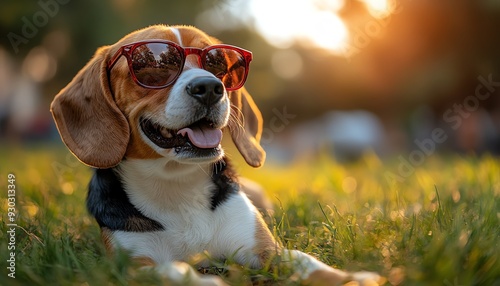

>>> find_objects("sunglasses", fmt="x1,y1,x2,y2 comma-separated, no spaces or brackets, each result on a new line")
107,40,252,90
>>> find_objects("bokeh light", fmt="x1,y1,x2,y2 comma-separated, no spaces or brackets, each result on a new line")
247,0,349,54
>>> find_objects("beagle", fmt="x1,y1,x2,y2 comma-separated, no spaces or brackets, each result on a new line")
51,25,380,285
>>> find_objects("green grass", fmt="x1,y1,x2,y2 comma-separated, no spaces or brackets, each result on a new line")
1,145,499,285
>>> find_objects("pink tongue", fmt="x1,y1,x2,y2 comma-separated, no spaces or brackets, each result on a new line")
177,126,222,149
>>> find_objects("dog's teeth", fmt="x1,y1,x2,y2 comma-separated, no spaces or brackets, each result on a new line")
160,127,172,138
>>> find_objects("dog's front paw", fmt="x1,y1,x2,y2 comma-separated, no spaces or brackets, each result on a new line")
302,269,384,286
156,261,228,286
346,271,384,285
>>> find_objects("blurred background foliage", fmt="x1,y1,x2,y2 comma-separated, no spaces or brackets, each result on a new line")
1,0,500,162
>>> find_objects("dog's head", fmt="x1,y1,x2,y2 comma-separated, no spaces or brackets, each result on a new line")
51,25,265,168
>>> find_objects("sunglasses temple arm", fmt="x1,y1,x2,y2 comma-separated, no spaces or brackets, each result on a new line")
107,47,126,70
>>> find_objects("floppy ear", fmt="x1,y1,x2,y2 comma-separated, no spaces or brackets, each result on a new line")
228,88,266,167
50,46,130,169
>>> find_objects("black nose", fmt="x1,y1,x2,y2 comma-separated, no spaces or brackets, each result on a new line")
186,77,224,106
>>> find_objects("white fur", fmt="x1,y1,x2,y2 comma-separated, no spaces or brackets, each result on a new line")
283,250,342,279
171,28,183,46
165,68,230,129
155,261,225,285
112,158,261,267
171,27,202,69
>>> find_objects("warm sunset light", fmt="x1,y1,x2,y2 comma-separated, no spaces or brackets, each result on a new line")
361,0,392,17
247,0,349,54
3,2,500,285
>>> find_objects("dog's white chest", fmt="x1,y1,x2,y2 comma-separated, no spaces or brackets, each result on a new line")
160,207,216,254
108,159,261,265
110,194,259,264
110,197,218,262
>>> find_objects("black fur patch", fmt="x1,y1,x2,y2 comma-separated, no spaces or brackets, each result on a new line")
210,159,239,211
87,168,164,232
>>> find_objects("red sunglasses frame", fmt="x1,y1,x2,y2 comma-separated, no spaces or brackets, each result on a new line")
107,40,253,91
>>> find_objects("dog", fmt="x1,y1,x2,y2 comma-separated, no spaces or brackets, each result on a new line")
51,25,381,285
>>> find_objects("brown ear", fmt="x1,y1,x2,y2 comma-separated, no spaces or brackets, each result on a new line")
228,88,266,167
50,46,129,168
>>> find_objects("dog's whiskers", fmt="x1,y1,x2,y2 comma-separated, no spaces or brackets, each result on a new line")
230,104,245,129
228,106,245,140
210,159,227,177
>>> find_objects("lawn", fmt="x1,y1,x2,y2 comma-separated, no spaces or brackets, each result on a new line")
1,145,499,285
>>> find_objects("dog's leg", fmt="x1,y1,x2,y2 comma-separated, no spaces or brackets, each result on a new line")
128,255,228,286
281,249,381,285
104,231,227,285
220,194,382,285
155,262,228,286
134,258,227,286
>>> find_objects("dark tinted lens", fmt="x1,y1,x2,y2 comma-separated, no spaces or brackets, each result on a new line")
203,48,246,89
132,43,182,87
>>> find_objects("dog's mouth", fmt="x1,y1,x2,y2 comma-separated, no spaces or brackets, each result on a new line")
140,118,223,154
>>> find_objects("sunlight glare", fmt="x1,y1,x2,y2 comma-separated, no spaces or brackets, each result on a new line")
362,0,392,18
307,11,348,51
248,0,348,53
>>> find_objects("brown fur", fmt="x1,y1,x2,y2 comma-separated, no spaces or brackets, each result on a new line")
50,46,129,168
228,88,266,167
133,257,157,267
253,211,279,264
100,227,114,254
302,269,349,286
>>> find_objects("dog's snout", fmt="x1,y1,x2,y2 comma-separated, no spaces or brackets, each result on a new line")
186,77,224,106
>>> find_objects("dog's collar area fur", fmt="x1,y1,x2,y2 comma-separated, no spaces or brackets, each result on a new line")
209,160,238,211
87,158,238,232
87,168,164,232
